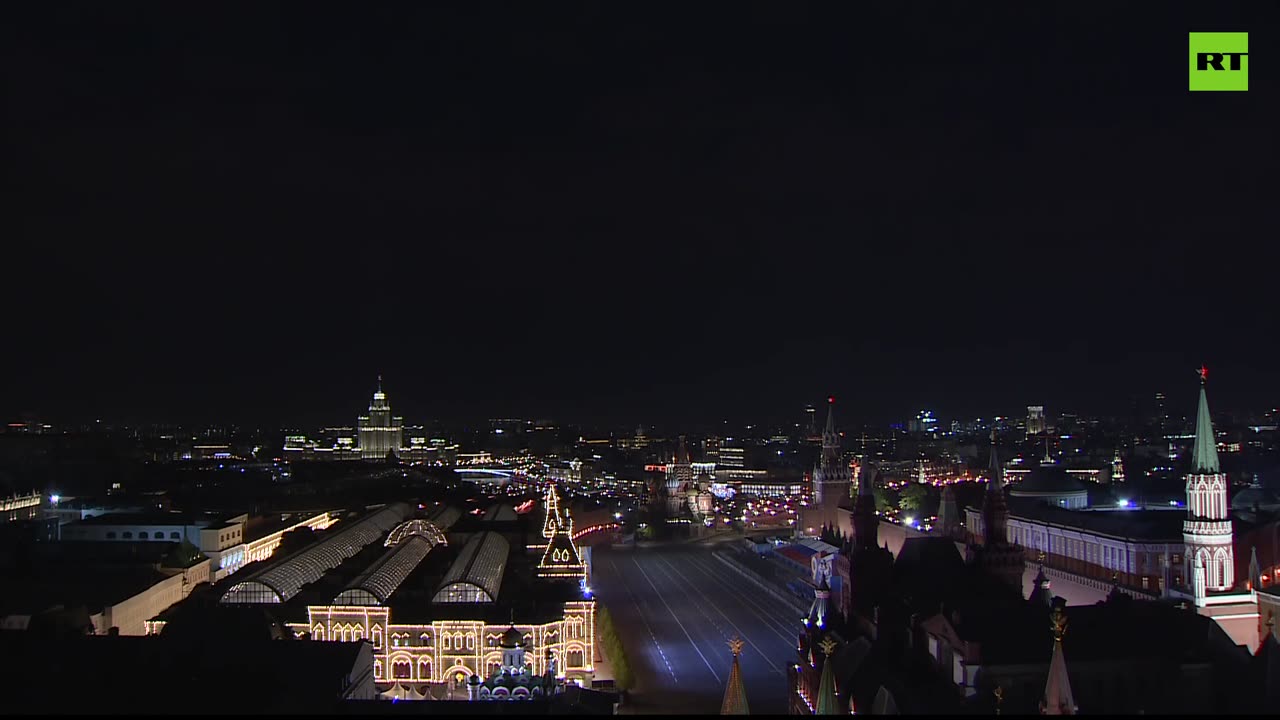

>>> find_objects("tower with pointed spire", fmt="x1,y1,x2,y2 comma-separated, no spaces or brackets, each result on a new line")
969,430,1025,595
809,396,853,533
1182,367,1235,600
720,637,750,715
357,375,404,460
538,483,585,580
815,635,843,715
1040,601,1077,715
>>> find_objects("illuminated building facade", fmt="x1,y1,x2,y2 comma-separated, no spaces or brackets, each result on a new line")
1027,405,1046,436
203,498,601,692
1,492,42,524
358,376,404,460
283,379,458,463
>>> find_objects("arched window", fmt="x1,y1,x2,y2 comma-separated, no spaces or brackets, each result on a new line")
170,532,180,540
313,624,325,641
567,649,584,667
139,532,149,539
393,660,412,680
443,634,451,650
454,632,463,649
352,626,364,641
466,634,474,650
374,660,382,679
338,625,348,642
371,626,382,647
420,632,430,646
122,532,133,539
106,532,117,539
418,659,432,681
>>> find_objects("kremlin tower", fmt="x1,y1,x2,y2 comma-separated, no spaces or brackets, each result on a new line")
1179,367,1261,651
1183,366,1234,597
807,397,853,534
968,431,1025,596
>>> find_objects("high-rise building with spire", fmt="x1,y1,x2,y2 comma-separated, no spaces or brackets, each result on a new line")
358,375,404,461
807,397,853,534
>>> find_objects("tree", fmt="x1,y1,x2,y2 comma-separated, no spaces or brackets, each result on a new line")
277,526,317,555
899,483,929,513
873,485,899,513
597,605,635,692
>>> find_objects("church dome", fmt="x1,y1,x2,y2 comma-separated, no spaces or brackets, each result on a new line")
500,626,525,648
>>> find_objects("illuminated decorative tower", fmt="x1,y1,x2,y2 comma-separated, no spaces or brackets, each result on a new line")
720,637,749,715
1183,367,1234,601
1110,448,1125,484
538,484,585,580
811,397,853,531
357,375,404,460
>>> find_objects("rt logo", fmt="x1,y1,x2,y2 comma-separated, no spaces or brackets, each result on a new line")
1189,32,1248,91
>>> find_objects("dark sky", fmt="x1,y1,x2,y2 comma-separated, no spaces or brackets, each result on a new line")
4,2,1278,428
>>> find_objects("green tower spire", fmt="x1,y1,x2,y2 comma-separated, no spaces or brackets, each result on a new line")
815,636,841,715
1191,366,1220,474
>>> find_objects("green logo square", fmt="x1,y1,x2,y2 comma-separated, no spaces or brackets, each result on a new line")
1190,32,1248,91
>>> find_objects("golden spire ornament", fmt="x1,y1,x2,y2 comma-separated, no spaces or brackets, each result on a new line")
819,635,838,657
1051,605,1068,642
727,636,744,657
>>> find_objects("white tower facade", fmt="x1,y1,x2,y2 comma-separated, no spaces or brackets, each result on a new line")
1183,368,1233,601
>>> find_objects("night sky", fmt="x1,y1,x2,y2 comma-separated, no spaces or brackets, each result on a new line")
5,2,1278,428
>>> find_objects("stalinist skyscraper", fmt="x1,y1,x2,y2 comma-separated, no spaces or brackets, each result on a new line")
358,376,404,460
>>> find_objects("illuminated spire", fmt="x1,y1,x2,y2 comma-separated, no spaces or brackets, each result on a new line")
1041,605,1076,715
720,637,749,715
816,636,840,715
1191,367,1220,474
377,374,383,394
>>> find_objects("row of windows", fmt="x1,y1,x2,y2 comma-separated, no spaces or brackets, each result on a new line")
102,530,181,540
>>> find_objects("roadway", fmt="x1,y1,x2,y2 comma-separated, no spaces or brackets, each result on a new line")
591,543,800,715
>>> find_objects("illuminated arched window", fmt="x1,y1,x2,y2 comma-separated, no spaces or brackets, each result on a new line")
443,633,451,650
454,632,463,649
352,626,364,641
371,626,382,647
418,658,432,681
313,624,325,641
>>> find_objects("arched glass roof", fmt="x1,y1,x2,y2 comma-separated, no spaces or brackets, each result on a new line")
221,502,412,604
432,532,509,604
384,519,447,548
334,534,434,605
